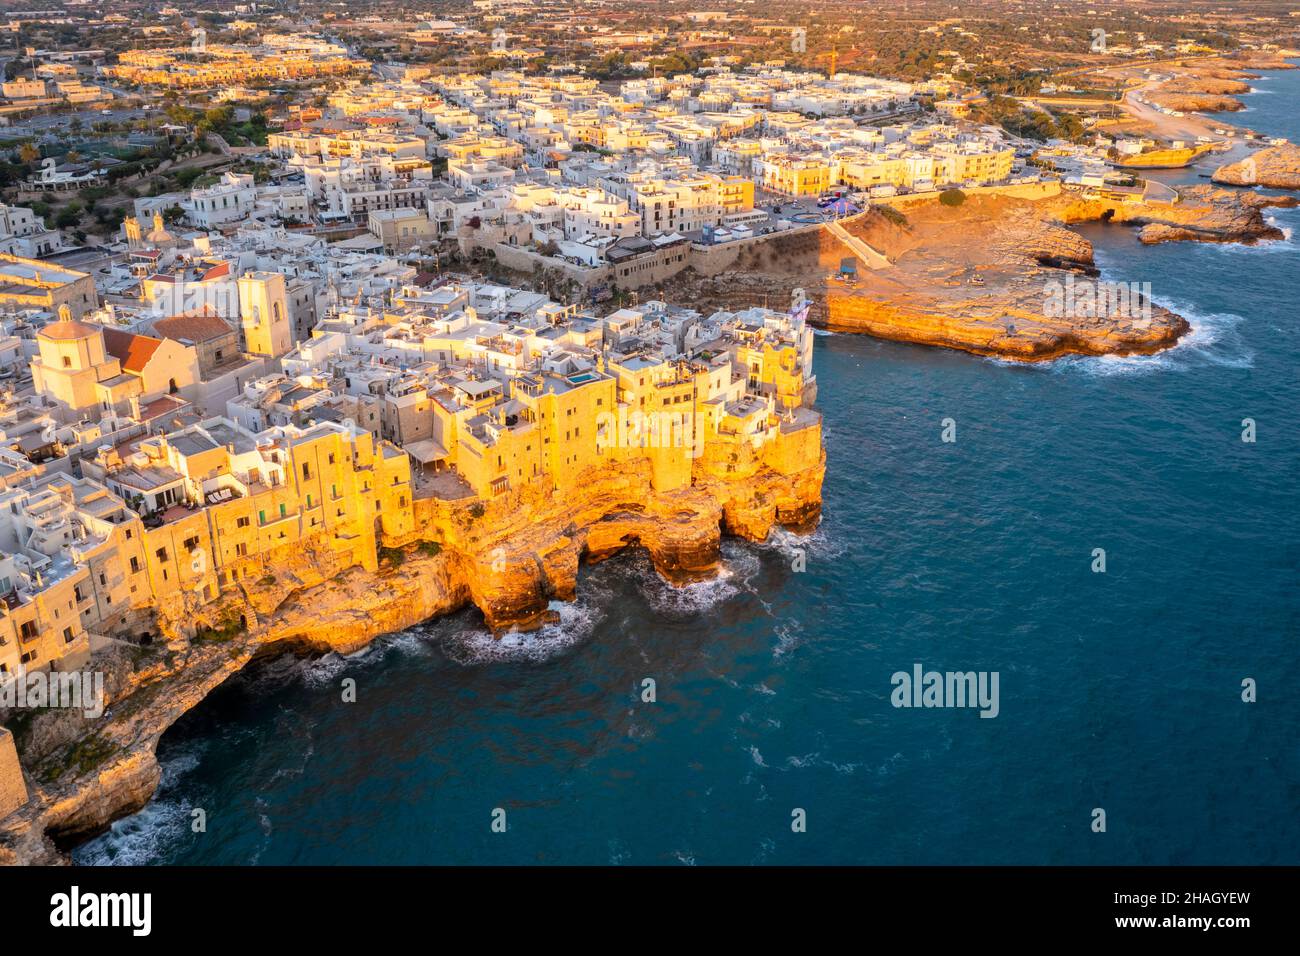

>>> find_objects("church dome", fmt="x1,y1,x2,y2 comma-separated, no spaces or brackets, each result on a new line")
38,319,98,341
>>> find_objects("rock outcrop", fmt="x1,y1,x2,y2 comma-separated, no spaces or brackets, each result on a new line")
1146,91,1245,113
1048,184,1292,245
659,183,1291,363
1212,144,1300,190
0,450,824,865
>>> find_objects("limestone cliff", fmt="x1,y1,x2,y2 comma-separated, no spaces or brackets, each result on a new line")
0,447,823,865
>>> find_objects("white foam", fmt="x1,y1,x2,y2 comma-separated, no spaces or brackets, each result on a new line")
637,555,748,617
442,598,601,665
72,745,205,866
1045,297,1253,377
773,621,805,659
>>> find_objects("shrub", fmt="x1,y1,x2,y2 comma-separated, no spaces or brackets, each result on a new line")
939,188,967,207
876,205,908,226
194,612,246,644
417,540,442,558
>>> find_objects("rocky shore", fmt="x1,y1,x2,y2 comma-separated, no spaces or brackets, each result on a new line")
662,183,1287,362
1212,144,1300,190
0,450,824,865
1145,55,1296,115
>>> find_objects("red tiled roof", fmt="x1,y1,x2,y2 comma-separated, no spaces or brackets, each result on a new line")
152,310,233,344
102,328,163,374
201,261,231,281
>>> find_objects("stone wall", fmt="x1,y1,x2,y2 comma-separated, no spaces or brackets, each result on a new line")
0,728,27,820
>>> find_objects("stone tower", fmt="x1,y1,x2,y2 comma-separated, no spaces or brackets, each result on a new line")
238,271,292,358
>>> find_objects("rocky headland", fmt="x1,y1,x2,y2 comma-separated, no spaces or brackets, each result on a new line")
1145,55,1296,115
0,445,824,865
1212,144,1300,190
662,182,1287,362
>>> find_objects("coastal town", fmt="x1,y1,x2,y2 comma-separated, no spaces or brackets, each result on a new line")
0,0,1296,868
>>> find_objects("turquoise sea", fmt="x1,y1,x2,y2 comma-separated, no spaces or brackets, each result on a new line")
77,67,1300,866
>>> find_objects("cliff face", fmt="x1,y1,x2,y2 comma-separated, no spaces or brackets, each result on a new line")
0,447,823,865
1212,145,1300,190
822,293,1187,362
660,196,1201,362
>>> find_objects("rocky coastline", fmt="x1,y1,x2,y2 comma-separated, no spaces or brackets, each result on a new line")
1212,144,1300,191
0,450,824,865
662,182,1288,363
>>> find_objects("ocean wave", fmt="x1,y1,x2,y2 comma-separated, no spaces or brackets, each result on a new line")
759,522,845,562
637,557,745,617
1046,301,1252,377
773,621,805,659
441,598,602,665
72,746,205,866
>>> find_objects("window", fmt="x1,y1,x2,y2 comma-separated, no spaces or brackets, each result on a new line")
20,620,38,642
279,503,287,518
62,355,71,368
237,516,250,528
183,536,199,551
130,556,140,573
63,627,74,644
302,462,311,479
155,547,168,562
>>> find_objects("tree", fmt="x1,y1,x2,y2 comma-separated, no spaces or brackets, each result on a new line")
939,188,967,207
18,143,39,165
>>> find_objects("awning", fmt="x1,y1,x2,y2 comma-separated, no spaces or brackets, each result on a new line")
403,439,449,464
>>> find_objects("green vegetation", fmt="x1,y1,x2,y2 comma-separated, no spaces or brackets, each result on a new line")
876,205,908,227
416,540,443,558
939,188,967,207
194,612,247,644
41,735,120,784
973,96,1088,143
378,546,406,568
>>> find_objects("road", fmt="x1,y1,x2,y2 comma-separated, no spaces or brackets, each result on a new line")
1119,80,1238,141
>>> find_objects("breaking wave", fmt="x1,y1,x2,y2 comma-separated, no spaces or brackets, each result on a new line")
72,747,203,866
441,597,603,665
